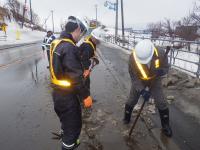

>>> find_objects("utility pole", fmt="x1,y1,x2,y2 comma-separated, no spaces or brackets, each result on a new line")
121,0,125,45
115,0,118,43
29,0,33,30
22,0,27,28
95,4,98,27
51,10,55,33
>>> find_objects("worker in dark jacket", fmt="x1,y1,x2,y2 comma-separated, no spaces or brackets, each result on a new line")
123,39,172,137
79,29,100,93
42,30,56,68
50,16,92,150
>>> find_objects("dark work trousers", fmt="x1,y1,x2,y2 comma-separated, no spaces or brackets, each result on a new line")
52,89,82,146
46,50,50,65
85,76,90,95
126,78,168,111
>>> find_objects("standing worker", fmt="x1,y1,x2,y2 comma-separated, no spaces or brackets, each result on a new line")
1,23,7,35
42,30,56,68
50,16,92,150
79,29,100,94
123,39,172,137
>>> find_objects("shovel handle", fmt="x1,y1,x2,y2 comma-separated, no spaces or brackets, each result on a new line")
129,100,146,137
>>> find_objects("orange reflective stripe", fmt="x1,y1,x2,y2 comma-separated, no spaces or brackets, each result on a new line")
50,38,75,87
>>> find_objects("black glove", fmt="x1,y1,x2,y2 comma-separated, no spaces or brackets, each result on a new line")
140,89,151,101
42,46,45,51
92,57,99,65
155,69,165,77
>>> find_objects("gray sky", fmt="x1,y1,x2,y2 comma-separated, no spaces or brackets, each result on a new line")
1,0,196,31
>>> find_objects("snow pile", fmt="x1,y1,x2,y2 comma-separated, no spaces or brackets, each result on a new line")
0,20,45,46
104,27,130,36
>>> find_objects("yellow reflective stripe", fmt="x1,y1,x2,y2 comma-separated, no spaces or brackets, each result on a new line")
50,38,75,87
85,35,92,41
62,39,76,46
84,40,97,57
133,51,149,80
154,48,160,68
84,40,95,51
132,48,161,80
52,79,71,87
154,48,159,56
155,59,159,68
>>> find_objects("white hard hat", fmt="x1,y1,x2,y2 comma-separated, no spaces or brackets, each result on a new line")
134,39,155,64
91,27,103,40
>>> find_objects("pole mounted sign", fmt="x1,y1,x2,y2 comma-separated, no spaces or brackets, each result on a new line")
104,1,117,11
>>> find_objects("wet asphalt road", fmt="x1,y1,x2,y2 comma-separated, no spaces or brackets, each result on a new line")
0,44,60,150
0,41,199,150
98,42,200,150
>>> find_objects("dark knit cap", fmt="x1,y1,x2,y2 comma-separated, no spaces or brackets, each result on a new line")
65,16,79,33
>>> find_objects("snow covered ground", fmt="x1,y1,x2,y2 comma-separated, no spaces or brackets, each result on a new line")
102,27,200,77
0,21,46,46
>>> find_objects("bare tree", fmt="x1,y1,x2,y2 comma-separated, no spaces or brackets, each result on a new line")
32,12,40,25
191,0,200,25
162,18,177,38
6,0,20,21
147,21,164,38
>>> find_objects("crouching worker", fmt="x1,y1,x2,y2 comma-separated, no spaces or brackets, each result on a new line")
123,39,172,137
50,16,92,150
79,28,100,94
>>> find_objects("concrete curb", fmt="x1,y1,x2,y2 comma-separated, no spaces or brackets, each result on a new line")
0,40,42,50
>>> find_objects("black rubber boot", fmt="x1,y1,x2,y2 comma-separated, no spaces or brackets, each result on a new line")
62,139,80,150
159,108,173,137
123,104,133,124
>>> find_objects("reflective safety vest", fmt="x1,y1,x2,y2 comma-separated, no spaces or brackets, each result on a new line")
50,38,76,87
43,35,56,50
132,48,160,81
83,38,97,57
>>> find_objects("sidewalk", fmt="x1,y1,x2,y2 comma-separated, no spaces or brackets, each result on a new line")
78,50,161,150
96,41,200,150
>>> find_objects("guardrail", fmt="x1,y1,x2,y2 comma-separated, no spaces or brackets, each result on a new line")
103,34,200,78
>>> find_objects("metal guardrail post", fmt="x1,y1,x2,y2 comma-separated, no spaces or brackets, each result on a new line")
197,50,200,78
169,48,173,68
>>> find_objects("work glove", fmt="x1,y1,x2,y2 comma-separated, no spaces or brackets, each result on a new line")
83,69,90,78
42,46,45,51
83,96,93,108
140,89,151,102
155,68,165,77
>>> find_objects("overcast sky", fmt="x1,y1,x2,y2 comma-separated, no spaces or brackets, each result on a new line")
1,0,197,31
